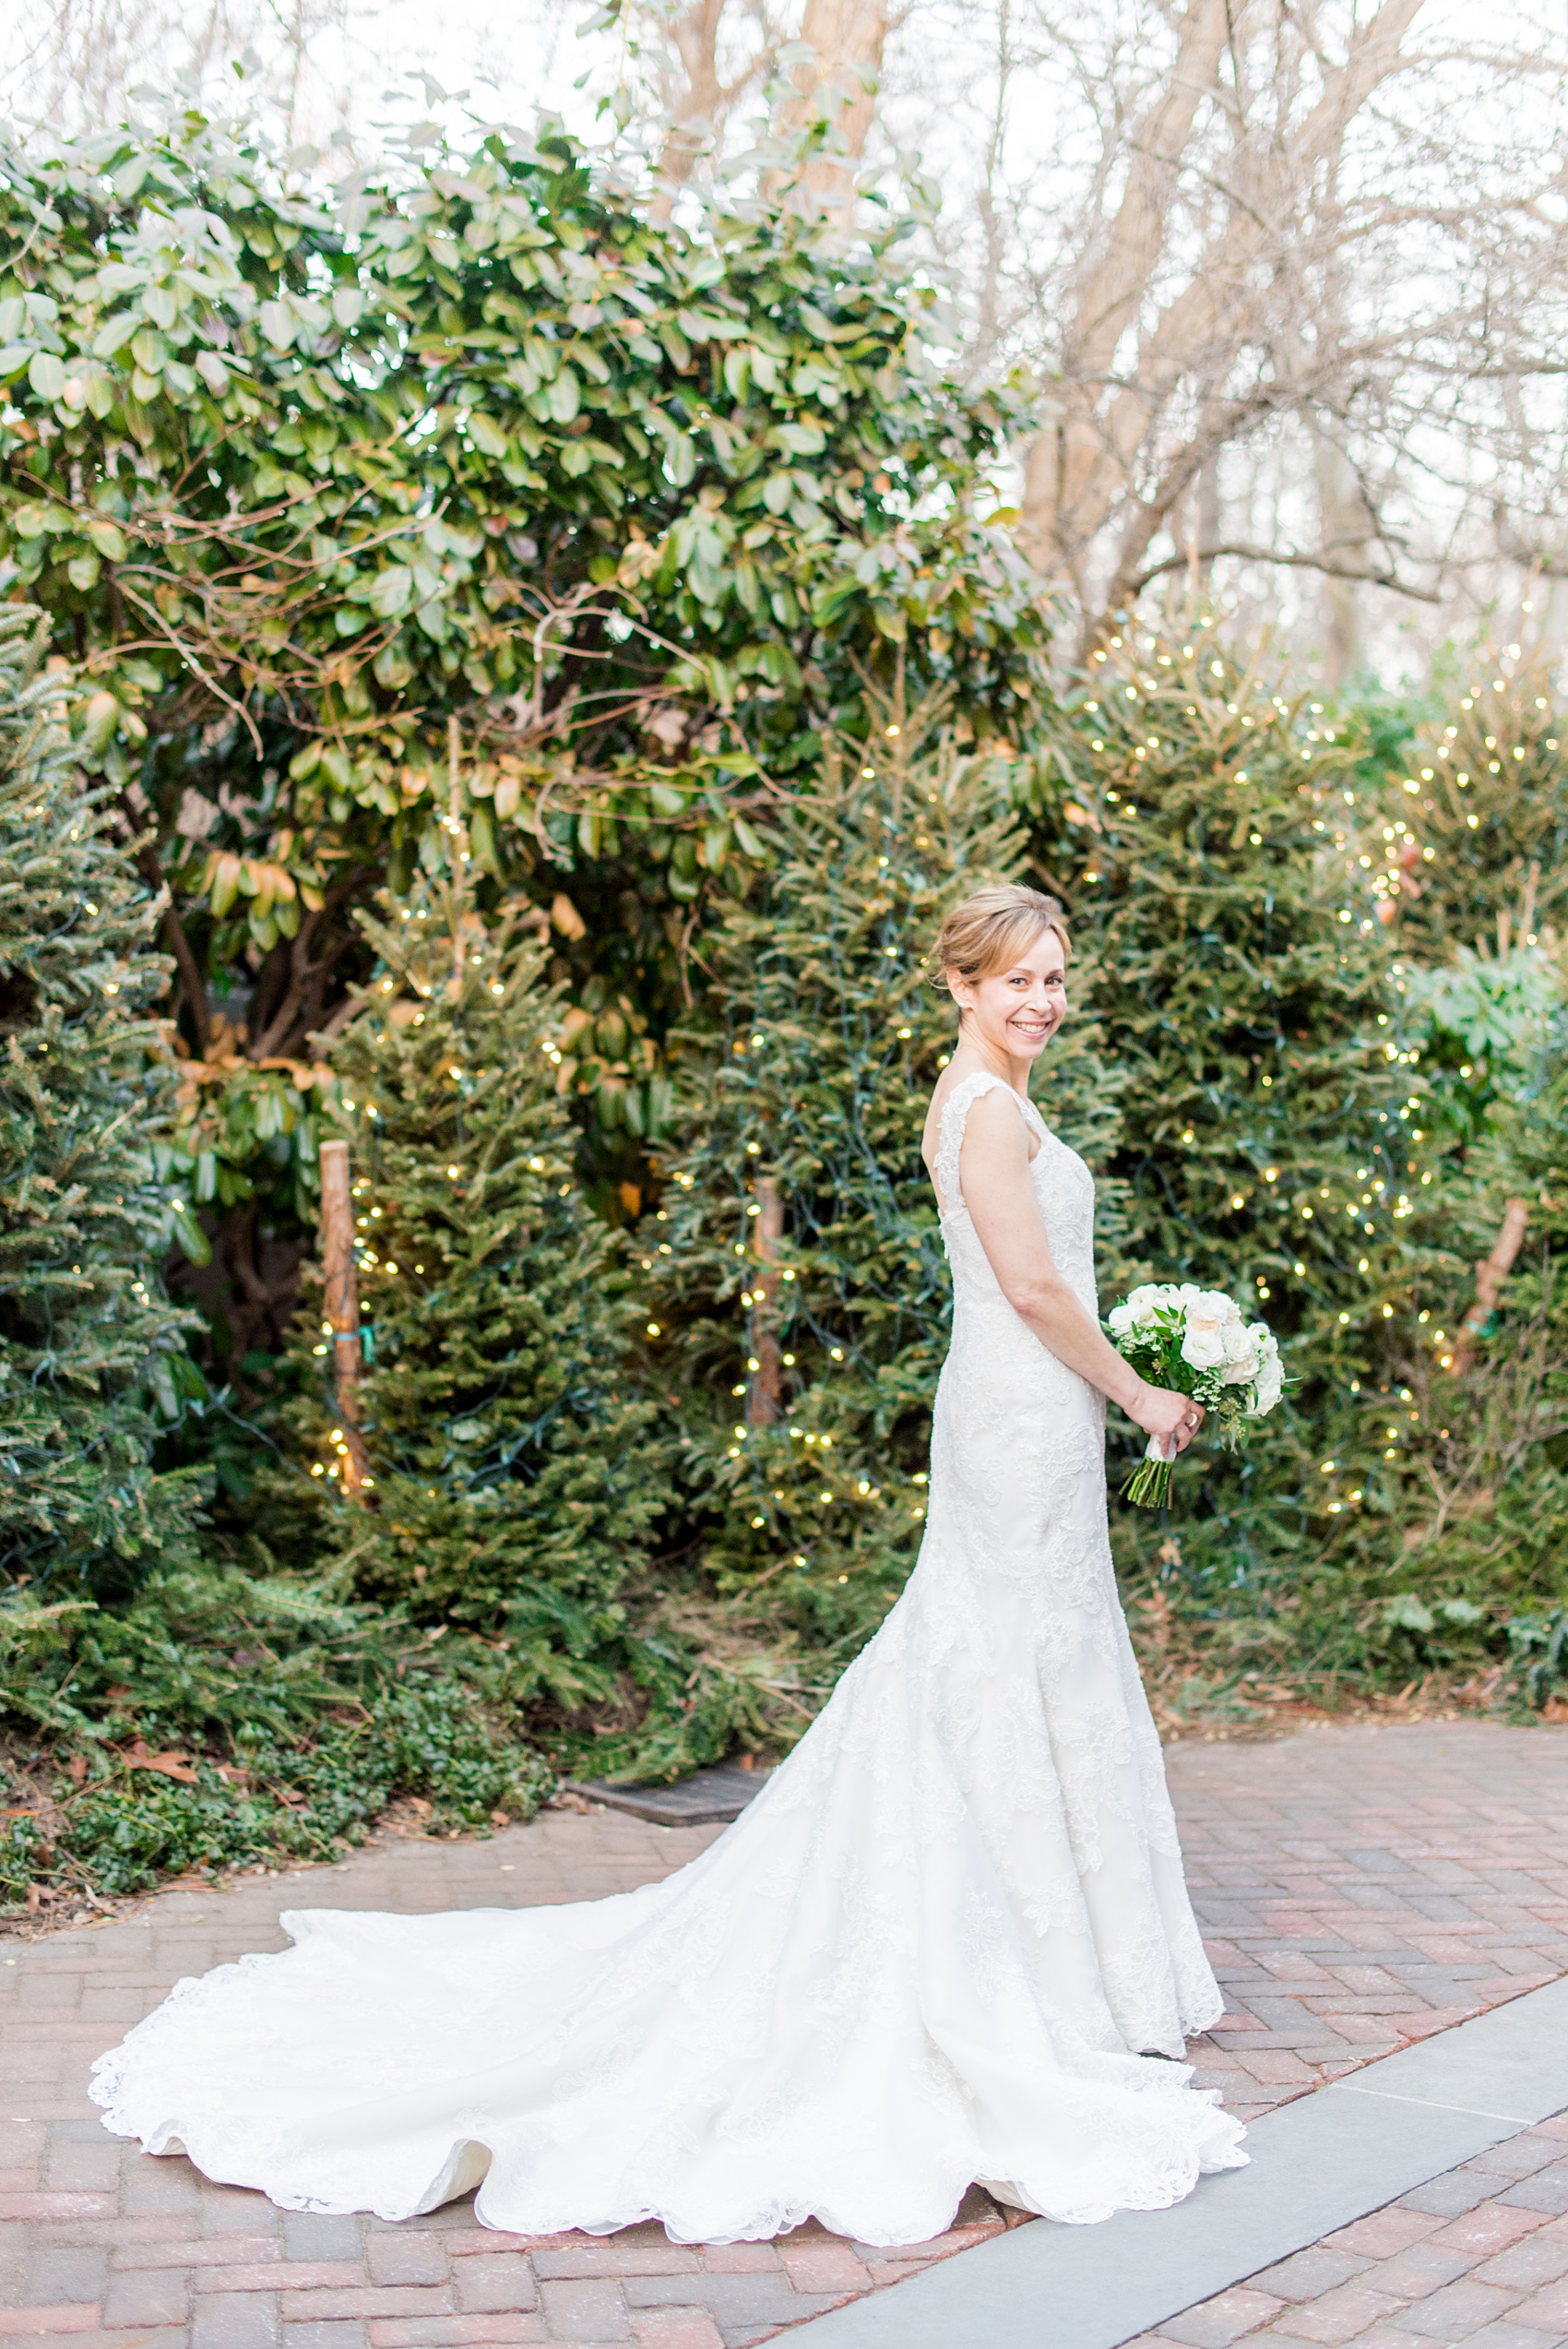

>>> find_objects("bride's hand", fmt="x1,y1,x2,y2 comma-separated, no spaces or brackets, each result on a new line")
1127,1382,1205,1454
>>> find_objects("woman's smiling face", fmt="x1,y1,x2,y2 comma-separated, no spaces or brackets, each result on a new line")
946,925,1068,1062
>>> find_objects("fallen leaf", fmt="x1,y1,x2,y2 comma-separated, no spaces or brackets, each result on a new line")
123,1742,198,1783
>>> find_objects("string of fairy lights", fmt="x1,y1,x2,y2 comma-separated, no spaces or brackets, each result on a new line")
639,752,972,1580
305,900,571,1489
1083,622,1467,1529
302,651,1543,1530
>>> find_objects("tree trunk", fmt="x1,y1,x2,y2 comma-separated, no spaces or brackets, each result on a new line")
1451,1199,1530,1375
1015,0,1429,628
1016,0,1233,585
651,0,731,212
777,0,888,226
319,1138,371,1495
1313,427,1373,690
747,1177,786,1426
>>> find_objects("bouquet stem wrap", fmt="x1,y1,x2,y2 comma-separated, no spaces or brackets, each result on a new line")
1125,1431,1178,1512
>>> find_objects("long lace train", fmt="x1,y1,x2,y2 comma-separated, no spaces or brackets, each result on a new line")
91,1069,1246,2243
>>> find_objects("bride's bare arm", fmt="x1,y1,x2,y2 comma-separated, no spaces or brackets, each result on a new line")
957,1090,1203,1452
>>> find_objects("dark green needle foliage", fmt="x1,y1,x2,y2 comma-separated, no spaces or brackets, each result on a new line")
267,871,669,1741
1391,655,1568,960
0,610,204,1598
1404,1064,1568,1707
1060,620,1454,1678
650,701,1119,1720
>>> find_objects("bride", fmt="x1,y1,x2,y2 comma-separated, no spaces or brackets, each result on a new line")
92,881,1247,2247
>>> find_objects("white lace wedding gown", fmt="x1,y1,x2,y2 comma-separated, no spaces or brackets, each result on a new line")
92,1069,1246,2245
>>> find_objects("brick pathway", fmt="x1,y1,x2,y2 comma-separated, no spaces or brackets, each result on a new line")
1127,2109,1568,2347
0,1721,1565,2349
1175,1723,1568,2125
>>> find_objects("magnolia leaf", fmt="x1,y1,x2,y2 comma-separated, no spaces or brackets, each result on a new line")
85,518,127,562
167,1202,211,1267
92,312,140,359
468,411,510,458
368,565,413,617
257,300,296,351
27,351,66,399
78,690,121,755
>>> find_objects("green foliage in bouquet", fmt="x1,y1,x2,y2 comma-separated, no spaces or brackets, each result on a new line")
1056,618,1456,1679
0,610,206,1598
647,701,1120,1735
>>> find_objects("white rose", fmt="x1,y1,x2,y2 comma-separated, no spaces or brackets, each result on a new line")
1253,1353,1284,1413
1180,1303,1229,1370
1108,1302,1138,1335
1219,1320,1260,1382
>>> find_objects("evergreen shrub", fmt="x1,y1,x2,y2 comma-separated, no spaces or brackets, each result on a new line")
647,700,1119,1736
1338,660,1568,1701
0,608,203,1592
252,867,688,1771
1056,620,1466,1699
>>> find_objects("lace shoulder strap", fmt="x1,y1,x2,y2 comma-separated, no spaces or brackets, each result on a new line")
933,1071,1039,1212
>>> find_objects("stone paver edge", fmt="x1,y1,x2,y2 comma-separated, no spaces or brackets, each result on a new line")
783,1971,1568,2349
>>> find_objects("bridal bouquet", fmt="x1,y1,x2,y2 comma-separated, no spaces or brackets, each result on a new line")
1107,1284,1285,1509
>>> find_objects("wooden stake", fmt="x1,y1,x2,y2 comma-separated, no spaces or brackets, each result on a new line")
319,1138,371,1495
448,713,467,988
1451,1197,1530,1374
747,1177,786,1426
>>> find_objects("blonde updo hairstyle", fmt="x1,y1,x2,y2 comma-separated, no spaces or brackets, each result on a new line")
930,883,1070,1005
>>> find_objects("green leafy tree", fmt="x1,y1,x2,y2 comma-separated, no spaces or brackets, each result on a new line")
0,610,203,1597
1058,617,1456,1687
264,865,670,1743
647,700,1118,1728
0,104,1046,1329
